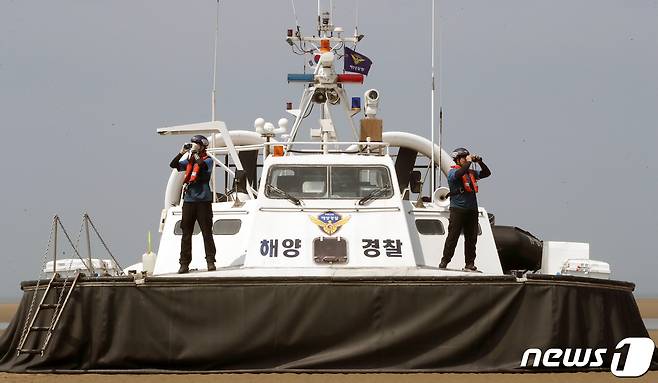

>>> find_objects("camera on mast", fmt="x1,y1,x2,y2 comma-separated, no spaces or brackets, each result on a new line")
320,11,333,33
364,89,380,118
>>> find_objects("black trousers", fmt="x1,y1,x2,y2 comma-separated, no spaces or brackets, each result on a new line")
441,207,478,266
180,201,216,266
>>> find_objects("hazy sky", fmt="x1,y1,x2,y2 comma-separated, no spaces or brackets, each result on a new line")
0,0,657,299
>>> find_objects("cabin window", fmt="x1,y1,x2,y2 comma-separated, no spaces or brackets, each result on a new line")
266,165,393,200
415,219,445,235
212,219,241,235
267,166,328,199
329,166,393,199
174,220,201,235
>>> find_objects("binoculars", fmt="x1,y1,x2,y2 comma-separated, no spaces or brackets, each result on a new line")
183,143,201,153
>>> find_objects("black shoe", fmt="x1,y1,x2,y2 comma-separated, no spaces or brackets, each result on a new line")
178,265,189,274
462,264,478,272
439,262,448,269
207,262,216,271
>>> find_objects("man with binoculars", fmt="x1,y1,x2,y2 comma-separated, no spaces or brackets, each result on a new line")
169,135,216,274
439,147,491,272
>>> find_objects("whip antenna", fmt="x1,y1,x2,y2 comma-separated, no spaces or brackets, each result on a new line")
211,0,220,122
437,0,444,187
291,0,301,34
354,0,359,46
430,0,436,193
317,0,321,35
210,0,220,201
330,0,334,31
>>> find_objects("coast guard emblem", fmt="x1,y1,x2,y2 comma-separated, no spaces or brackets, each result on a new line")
309,211,350,235
351,53,365,65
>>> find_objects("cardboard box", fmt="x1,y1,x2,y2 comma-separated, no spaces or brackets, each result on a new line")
360,118,383,142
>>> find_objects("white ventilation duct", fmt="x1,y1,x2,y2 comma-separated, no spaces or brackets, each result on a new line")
347,131,453,175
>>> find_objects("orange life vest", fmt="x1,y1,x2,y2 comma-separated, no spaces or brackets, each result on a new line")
183,151,209,185
451,165,478,193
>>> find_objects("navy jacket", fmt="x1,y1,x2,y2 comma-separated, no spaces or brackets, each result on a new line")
447,161,491,210
170,152,214,203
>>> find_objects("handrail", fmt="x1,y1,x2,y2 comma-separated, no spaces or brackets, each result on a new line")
206,141,390,156
275,141,389,156
268,141,389,147
206,143,265,154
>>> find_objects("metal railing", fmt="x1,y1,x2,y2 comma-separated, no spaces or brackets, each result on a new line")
273,141,389,156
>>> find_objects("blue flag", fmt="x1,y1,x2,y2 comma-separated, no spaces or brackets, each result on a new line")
344,47,373,75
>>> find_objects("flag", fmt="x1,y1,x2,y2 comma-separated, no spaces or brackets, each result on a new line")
344,47,373,75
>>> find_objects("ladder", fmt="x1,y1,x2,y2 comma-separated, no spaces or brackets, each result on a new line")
16,272,81,356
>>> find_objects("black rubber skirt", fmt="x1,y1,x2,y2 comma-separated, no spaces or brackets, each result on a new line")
0,274,656,372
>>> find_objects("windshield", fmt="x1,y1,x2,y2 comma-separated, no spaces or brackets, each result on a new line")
266,165,393,200
267,166,328,199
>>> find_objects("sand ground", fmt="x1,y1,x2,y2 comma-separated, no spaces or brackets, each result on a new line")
0,300,657,382
637,299,658,318
0,305,18,323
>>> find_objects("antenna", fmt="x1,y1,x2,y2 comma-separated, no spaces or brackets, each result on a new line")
354,0,359,45
317,0,321,35
430,0,436,193
291,0,301,35
210,0,221,202
436,0,444,187
211,0,220,122
330,0,334,31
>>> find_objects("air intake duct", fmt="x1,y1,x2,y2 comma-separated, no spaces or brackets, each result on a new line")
492,225,543,274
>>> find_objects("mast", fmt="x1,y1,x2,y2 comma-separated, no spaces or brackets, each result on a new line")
284,6,365,151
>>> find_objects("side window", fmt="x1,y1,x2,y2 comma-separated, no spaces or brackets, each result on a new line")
415,219,445,235
441,219,483,236
174,220,201,235
212,219,242,235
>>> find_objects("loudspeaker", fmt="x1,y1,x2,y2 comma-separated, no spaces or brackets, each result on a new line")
433,187,450,207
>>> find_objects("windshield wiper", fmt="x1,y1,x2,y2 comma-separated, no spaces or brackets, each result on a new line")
358,186,391,206
266,184,302,206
